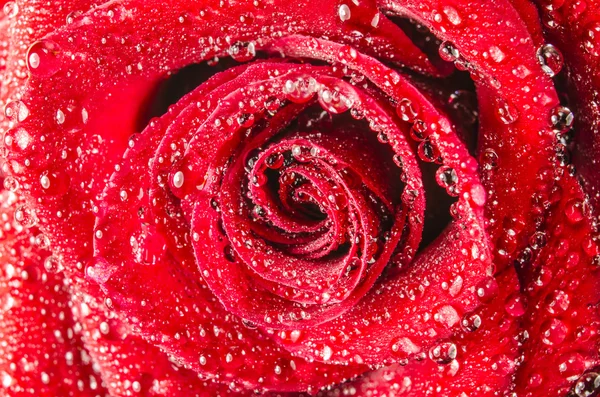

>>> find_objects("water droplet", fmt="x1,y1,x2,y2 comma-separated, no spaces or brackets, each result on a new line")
237,113,255,128
283,77,317,104
337,45,358,63
228,41,256,62
476,277,499,302
434,305,460,327
570,372,600,397
436,166,458,195
482,148,498,170
322,345,333,361
4,127,32,151
264,97,281,115
537,44,564,77
35,234,50,249
40,174,50,189
27,40,61,77
14,205,37,227
3,176,19,192
549,105,574,133
489,46,506,63
38,170,70,195
429,341,457,364
338,4,351,22
541,318,568,345
564,199,587,223
317,85,354,114
266,153,284,169
504,292,526,317
495,98,519,124
461,312,482,332
4,101,29,122
442,5,462,26
439,41,460,62
3,1,18,17
390,336,421,359
172,171,184,189
43,256,62,273
545,290,570,314
396,98,419,123
417,141,441,163
224,245,236,262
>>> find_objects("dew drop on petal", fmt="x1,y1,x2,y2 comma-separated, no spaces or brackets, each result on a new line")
27,40,61,77
3,176,19,192
439,41,460,62
570,372,600,397
228,41,256,62
396,98,419,123
14,205,37,227
537,44,564,77
549,105,574,133
3,1,18,17
428,341,457,364
338,4,351,22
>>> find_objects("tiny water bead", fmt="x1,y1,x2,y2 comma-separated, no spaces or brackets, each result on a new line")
26,40,61,77
537,44,564,77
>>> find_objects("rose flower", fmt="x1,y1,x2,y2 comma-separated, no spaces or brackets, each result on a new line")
0,0,599,396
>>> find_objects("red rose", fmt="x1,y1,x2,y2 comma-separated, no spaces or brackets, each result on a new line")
1,0,599,396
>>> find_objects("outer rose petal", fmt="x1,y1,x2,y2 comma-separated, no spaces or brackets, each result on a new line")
0,191,106,397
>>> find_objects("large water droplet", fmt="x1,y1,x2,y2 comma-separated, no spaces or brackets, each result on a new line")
439,41,460,62
541,318,568,345
4,101,29,122
549,105,574,133
3,1,18,17
537,44,564,77
428,341,457,364
570,372,600,397
436,166,459,196
338,4,351,22
3,176,19,192
44,256,62,273
14,205,37,227
228,41,256,62
27,40,61,77
396,98,419,123
283,77,317,104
